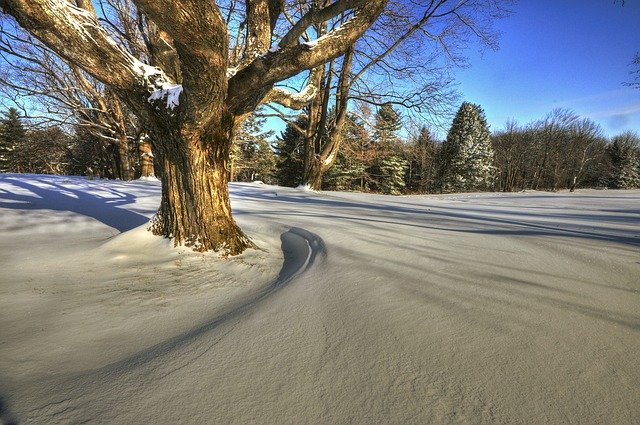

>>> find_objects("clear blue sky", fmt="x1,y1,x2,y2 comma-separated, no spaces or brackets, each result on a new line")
455,0,640,138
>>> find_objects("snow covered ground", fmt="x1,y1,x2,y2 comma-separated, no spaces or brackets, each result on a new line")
0,174,638,424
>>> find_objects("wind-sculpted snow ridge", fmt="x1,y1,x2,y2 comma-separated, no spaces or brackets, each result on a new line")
2,224,327,425
99,227,326,373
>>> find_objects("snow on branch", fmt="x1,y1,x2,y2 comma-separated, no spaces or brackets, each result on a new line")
262,67,323,110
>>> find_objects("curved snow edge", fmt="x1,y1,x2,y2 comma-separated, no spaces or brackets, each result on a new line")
95,227,326,373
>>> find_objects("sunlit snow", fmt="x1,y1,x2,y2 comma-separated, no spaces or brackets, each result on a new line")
1,174,639,424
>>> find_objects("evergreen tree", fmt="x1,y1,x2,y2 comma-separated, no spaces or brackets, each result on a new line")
606,132,640,189
373,103,402,150
368,103,406,193
406,126,438,193
0,107,27,173
231,114,276,183
438,102,495,193
274,118,306,187
323,114,370,191
378,155,408,195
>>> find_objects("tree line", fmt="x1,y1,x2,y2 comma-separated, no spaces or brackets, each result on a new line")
228,102,640,193
5,99,637,194
0,106,154,178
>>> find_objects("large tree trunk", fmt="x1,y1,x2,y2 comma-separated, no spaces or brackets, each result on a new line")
148,122,253,255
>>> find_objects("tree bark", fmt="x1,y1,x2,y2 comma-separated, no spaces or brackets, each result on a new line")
148,120,253,254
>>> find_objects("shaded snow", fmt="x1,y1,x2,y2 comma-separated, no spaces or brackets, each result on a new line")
1,174,639,424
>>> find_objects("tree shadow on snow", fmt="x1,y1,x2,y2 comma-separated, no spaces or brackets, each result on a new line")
0,396,18,425
0,176,150,232
231,185,640,248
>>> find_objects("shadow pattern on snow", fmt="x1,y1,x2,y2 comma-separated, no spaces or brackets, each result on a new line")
0,176,149,232
232,185,640,248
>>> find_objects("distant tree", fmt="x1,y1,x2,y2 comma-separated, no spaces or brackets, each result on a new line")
405,126,438,193
377,155,408,195
0,107,27,172
11,125,71,174
606,131,640,189
491,120,532,192
231,114,276,183
323,114,368,191
373,103,402,149
324,112,377,191
438,102,495,193
274,119,306,188
365,103,405,192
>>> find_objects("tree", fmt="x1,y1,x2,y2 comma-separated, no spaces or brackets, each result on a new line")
0,19,142,180
11,125,71,174
294,0,511,190
0,107,25,172
405,126,438,193
0,0,387,253
377,155,407,195
230,114,276,183
373,103,402,148
366,103,405,193
274,118,306,187
323,113,369,191
438,102,495,193
606,131,640,189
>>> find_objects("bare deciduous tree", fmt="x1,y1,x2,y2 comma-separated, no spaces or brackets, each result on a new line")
0,0,387,254
285,0,512,190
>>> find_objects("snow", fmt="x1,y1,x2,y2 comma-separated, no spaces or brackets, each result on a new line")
1,174,639,424
148,83,183,110
226,66,239,78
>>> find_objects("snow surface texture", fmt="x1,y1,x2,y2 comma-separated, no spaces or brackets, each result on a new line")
0,174,639,424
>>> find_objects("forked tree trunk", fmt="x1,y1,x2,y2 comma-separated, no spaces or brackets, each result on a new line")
148,124,254,255
300,47,353,191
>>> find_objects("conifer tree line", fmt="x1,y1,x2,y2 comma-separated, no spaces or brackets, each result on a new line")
2,101,638,193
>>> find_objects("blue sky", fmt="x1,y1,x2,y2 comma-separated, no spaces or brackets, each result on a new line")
455,0,640,138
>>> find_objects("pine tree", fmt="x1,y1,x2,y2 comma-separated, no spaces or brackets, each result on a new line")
373,103,402,150
438,102,495,193
274,118,306,187
406,126,438,193
322,114,369,191
0,108,27,173
368,103,406,193
378,155,408,195
231,114,276,183
606,132,640,189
